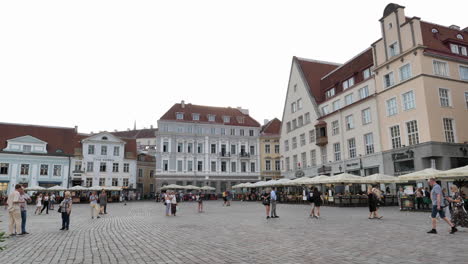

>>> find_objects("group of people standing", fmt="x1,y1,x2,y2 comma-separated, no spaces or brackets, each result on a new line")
261,188,279,219
33,192,56,215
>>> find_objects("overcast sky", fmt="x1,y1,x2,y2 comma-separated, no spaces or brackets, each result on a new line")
1,0,466,133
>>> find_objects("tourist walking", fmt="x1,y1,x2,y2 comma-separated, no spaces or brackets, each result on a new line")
372,186,383,219
60,191,72,230
222,191,228,206
367,186,382,219
164,192,171,216
397,187,404,210
427,178,457,234
310,187,323,219
416,188,424,210
445,185,468,229
89,191,100,219
170,191,178,216
50,193,56,210
19,187,31,235
40,193,50,214
99,191,108,215
196,192,204,213
34,193,43,215
7,184,22,236
261,189,271,219
270,188,278,218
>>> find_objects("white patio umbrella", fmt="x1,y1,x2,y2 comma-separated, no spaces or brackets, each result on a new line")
182,185,200,190
308,175,331,184
200,186,216,191
398,168,442,181
321,173,365,184
24,186,46,191
88,186,104,191
360,173,400,184
272,178,292,187
47,185,67,191
436,165,468,180
289,177,311,186
160,184,184,190
262,180,278,187
69,185,89,191
103,186,122,191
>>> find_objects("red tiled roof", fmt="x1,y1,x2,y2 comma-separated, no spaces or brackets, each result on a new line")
319,49,373,103
159,103,261,127
295,58,340,103
112,128,157,139
420,21,468,59
0,122,77,155
260,118,281,136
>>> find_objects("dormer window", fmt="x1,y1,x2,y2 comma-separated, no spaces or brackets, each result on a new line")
192,113,200,121
176,113,184,120
23,145,32,153
363,67,371,79
431,28,439,34
223,116,230,123
450,43,467,56
325,88,335,99
389,42,399,57
208,114,215,122
457,34,464,40
342,77,355,90
102,136,108,140
236,116,245,124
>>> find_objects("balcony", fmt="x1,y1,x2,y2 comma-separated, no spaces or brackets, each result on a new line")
315,120,328,146
239,152,250,158
219,152,231,157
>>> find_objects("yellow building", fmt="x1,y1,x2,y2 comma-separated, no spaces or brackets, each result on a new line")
136,153,156,198
259,118,282,180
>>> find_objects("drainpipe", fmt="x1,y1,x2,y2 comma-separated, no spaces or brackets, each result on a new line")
67,155,71,188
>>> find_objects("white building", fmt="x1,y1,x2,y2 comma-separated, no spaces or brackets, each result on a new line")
71,132,137,188
155,101,262,193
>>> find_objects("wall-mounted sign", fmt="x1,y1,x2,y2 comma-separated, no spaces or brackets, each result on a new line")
295,170,305,178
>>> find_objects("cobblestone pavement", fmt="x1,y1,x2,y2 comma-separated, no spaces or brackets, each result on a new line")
0,201,466,264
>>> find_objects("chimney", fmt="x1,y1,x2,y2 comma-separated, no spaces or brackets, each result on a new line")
74,126,78,133
463,27,468,32
181,100,185,108
449,25,461,30
264,119,269,125
236,107,249,115
150,125,153,129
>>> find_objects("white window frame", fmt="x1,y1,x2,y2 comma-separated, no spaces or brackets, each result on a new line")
433,60,449,77
345,115,354,130
465,92,468,109
399,63,412,81
333,143,341,161
348,138,356,159
344,93,354,105
364,133,375,155
332,100,341,112
386,97,398,116
342,77,355,90
459,65,468,81
321,105,329,115
310,150,316,167
438,88,452,107
389,42,399,57
389,124,402,149
309,129,315,143
176,113,184,120
383,72,395,89
406,120,420,146
362,108,372,125
363,67,371,79
443,118,456,143
401,90,416,111
358,86,369,99
331,120,339,135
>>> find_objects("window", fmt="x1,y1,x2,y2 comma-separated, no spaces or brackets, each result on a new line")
345,115,354,130
431,28,439,33
321,105,329,115
285,157,290,171
297,98,303,110
331,120,339,135
112,163,119,172
274,145,279,153
112,178,119,186
342,77,355,90
176,113,184,120
229,128,235,136
265,144,270,154
241,162,247,172
53,165,61,176
23,145,31,152
163,142,169,152
309,129,315,143
390,125,402,149
386,98,398,116
333,143,341,161
197,143,203,153
325,88,335,99
439,88,451,107
406,120,419,146
457,34,464,40
301,152,307,168
364,133,374,154
250,145,255,155
284,140,289,151
40,164,48,176
345,94,354,105
211,161,216,172
99,178,105,186
100,162,106,172
74,161,82,172
86,178,93,187
163,160,168,171
292,137,297,149
0,163,9,175
293,84,297,92
362,108,372,124
293,155,298,170
87,162,94,172
433,60,448,76
321,147,327,165
300,133,306,146
122,163,128,173
304,112,311,124
187,143,192,153
208,115,215,122
383,72,395,88
402,91,415,110
443,118,455,143
250,162,256,172
113,146,120,156
240,129,244,136
138,168,143,177
465,92,468,109
230,144,236,155
275,160,281,171
88,145,95,155
358,86,369,99
197,161,203,171
265,160,271,171
20,164,30,175
101,145,107,155
192,113,200,120
223,116,230,123
363,67,371,79
310,150,316,166
292,119,297,129
389,42,399,57
211,144,216,154
348,138,356,158
177,142,183,153
460,66,468,80
332,100,341,111
286,122,291,132
220,128,225,135
291,102,297,113
249,130,254,137
298,116,304,127
450,44,467,55
399,64,412,81
187,160,193,172
211,127,216,134
219,161,226,172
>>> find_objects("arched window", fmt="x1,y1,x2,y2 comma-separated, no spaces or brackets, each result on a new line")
102,136,108,140
457,34,464,40
431,28,439,34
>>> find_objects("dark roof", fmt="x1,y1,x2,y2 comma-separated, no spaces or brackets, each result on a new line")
0,122,77,155
260,118,281,136
382,3,405,18
319,49,373,103
112,128,157,139
295,58,340,103
420,21,468,59
159,103,261,127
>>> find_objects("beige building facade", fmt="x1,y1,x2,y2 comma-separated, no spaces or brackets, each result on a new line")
259,118,282,180
136,153,156,197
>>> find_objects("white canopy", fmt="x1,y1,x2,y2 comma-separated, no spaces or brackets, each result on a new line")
161,184,184,190
69,185,89,191
436,165,468,180
88,186,104,191
182,185,200,190
360,173,400,184
271,178,292,187
103,186,122,191
24,186,46,191
289,177,312,186
308,175,331,184
47,185,67,191
321,173,364,184
398,168,442,181
200,186,216,191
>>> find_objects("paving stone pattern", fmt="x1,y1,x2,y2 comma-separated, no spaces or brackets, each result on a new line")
0,201,466,264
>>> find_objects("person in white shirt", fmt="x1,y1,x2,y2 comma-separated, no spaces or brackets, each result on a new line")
270,188,279,218
34,193,43,214
18,188,32,235
164,192,171,216
7,184,23,236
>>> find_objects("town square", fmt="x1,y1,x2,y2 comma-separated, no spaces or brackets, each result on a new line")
1,1,468,263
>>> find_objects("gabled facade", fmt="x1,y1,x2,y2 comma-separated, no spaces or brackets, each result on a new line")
112,127,158,152
259,118,282,180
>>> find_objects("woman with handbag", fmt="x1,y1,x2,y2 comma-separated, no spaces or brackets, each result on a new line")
59,191,72,230
446,185,468,231
261,189,271,219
